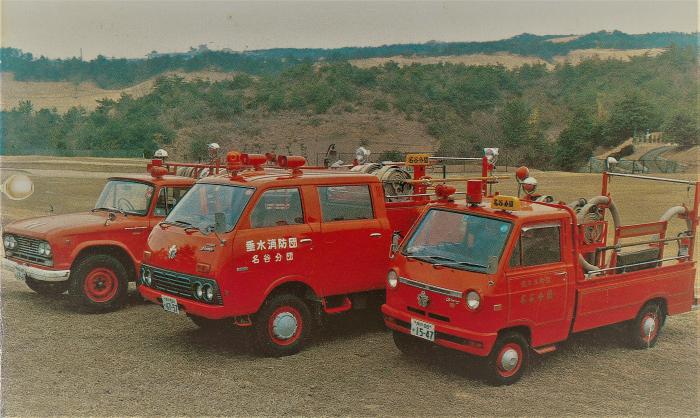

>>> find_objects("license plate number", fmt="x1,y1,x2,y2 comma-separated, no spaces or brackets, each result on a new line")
14,266,27,281
410,318,435,342
162,295,179,314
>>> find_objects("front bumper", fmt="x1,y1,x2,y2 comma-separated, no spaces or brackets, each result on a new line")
2,257,70,282
139,285,228,319
382,303,497,357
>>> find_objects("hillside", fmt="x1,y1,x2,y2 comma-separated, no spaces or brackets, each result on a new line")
1,43,697,172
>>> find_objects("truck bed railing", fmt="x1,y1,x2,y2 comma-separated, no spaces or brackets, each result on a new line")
585,255,691,279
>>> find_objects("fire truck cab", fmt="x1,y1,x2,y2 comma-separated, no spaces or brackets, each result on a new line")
383,172,698,385
138,151,438,356
1,158,218,312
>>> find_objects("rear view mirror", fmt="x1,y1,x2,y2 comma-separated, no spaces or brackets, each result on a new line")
214,212,227,234
486,256,498,274
390,231,402,257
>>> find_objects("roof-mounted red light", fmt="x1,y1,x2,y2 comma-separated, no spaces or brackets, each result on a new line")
435,184,456,201
467,179,483,205
227,151,243,172
150,166,168,179
277,155,306,169
241,153,267,169
516,166,530,181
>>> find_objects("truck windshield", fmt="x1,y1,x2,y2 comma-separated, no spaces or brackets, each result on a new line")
95,180,154,215
165,183,254,233
403,209,512,273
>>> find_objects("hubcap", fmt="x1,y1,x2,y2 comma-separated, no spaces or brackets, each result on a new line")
272,312,298,340
500,348,520,372
642,316,657,337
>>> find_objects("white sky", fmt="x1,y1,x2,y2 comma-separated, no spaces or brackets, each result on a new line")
1,1,698,59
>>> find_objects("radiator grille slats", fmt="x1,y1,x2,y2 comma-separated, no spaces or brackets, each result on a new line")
8,236,52,266
147,265,223,305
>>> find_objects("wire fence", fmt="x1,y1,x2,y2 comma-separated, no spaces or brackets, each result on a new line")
581,158,687,174
0,148,146,158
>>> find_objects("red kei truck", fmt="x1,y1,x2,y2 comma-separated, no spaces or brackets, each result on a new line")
382,171,698,385
1,158,222,312
137,150,495,356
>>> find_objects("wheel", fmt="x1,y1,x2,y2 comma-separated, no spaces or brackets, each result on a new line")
25,277,69,295
392,331,431,356
69,254,128,312
483,331,529,386
253,294,312,357
629,302,665,349
188,314,229,332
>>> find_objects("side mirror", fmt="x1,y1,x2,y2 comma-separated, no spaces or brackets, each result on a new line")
214,212,227,234
486,256,498,275
390,231,402,257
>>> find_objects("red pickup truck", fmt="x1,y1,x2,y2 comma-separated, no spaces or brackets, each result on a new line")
2,162,204,312
383,172,698,385
138,151,439,356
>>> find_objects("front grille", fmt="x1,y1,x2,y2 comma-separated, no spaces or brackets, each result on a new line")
7,235,52,266
146,265,223,305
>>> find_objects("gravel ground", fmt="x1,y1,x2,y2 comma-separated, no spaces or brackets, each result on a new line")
1,161,698,416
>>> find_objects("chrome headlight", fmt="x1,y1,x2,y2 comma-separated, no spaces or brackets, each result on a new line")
194,282,204,299
142,267,152,285
203,284,214,302
466,290,481,310
387,270,399,289
37,242,52,257
3,235,17,250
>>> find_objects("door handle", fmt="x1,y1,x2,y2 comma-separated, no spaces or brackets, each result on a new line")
369,233,382,238
299,238,312,244
124,226,147,231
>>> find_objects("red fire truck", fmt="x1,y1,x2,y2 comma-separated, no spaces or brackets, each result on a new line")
137,150,498,356
382,171,698,385
1,158,219,312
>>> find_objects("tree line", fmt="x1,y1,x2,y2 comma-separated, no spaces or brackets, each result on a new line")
1,45,697,171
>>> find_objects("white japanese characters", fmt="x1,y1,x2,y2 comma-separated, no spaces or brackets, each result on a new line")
245,236,298,265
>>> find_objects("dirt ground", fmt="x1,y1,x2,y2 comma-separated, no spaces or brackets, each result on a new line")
1,158,698,416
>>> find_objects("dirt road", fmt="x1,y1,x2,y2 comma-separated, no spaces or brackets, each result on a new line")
1,160,698,416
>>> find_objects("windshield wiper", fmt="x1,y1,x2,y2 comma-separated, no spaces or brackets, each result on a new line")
92,207,126,216
159,219,195,230
433,260,487,269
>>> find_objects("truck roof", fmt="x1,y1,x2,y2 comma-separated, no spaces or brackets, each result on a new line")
433,196,570,223
197,168,380,187
108,174,198,187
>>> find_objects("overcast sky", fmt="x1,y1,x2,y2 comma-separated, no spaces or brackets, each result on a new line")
2,1,697,60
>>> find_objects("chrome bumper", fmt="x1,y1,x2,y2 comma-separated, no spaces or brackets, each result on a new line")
2,258,70,282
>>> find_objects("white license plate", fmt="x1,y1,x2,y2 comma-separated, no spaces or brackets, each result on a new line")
410,318,435,342
14,266,27,281
162,295,180,314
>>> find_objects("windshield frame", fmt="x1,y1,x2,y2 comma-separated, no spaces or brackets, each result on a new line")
94,179,156,217
163,182,256,234
401,208,513,274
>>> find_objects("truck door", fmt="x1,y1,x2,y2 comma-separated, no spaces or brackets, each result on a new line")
505,221,573,347
231,187,316,309
316,184,389,295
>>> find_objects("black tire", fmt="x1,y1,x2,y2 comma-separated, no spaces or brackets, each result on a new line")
25,277,69,295
188,314,230,332
483,331,529,386
253,294,312,357
392,331,431,357
629,302,665,349
68,254,128,313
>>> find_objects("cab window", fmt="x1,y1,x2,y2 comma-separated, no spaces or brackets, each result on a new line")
510,223,561,268
318,185,374,222
250,188,304,228
154,187,190,217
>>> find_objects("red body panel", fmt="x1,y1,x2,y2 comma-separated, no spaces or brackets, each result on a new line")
383,183,698,357
3,175,196,278
138,170,426,319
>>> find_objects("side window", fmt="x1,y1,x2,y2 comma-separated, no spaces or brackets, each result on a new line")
249,188,304,228
510,224,561,267
318,185,374,222
154,187,190,217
